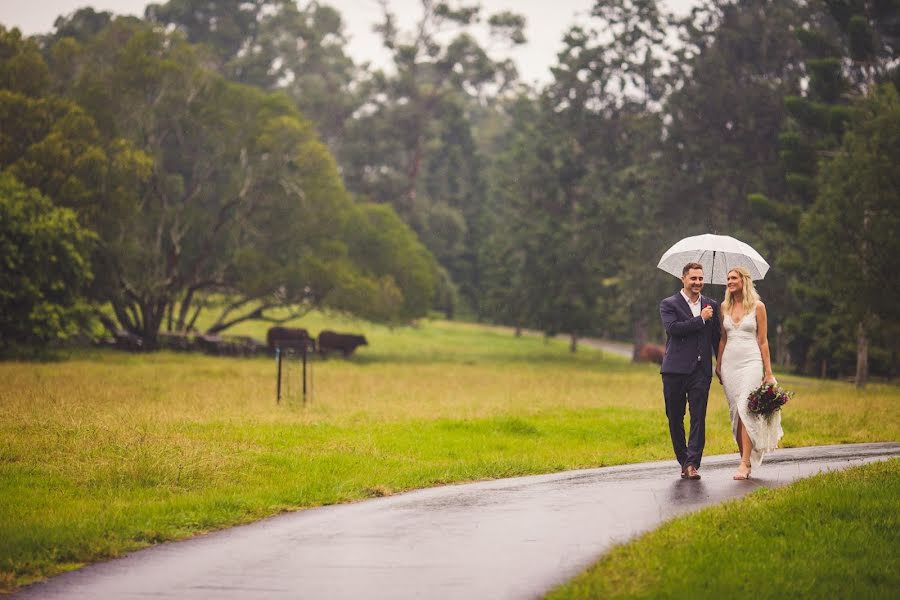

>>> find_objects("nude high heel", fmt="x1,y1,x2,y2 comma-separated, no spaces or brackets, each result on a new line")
733,462,751,480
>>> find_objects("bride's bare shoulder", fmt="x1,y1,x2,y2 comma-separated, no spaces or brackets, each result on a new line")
756,301,767,314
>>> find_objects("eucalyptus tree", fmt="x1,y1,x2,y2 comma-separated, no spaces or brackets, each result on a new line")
346,0,523,217
420,98,492,316
486,0,676,350
481,94,564,337
48,18,435,342
338,1,525,315
145,0,362,151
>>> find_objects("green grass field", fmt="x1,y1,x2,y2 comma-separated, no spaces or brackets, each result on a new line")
1,316,898,592
545,458,900,599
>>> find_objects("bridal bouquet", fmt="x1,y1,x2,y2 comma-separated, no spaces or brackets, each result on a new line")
747,383,793,421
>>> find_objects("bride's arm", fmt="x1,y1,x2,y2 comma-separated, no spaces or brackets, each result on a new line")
715,307,726,383
756,303,775,384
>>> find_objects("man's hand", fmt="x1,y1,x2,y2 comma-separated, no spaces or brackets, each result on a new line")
701,305,714,321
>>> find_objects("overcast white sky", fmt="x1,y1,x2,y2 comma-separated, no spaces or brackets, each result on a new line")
0,0,693,84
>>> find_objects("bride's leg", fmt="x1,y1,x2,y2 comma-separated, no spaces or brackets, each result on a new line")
734,418,752,479
740,424,753,467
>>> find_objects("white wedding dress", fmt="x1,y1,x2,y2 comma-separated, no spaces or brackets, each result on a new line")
721,308,783,468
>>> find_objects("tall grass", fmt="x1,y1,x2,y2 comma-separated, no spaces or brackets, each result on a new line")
1,317,898,591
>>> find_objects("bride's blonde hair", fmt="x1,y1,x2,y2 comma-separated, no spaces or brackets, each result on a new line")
722,266,760,315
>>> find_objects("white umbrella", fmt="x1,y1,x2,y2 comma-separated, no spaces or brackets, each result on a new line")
657,234,770,285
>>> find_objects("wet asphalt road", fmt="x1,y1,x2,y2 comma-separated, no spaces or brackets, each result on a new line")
14,442,899,600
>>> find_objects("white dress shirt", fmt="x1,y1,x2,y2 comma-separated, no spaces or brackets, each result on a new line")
680,289,706,320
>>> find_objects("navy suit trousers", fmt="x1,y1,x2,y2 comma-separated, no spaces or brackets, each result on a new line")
662,362,711,469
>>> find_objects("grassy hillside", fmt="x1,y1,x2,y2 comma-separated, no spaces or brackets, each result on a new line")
1,316,898,591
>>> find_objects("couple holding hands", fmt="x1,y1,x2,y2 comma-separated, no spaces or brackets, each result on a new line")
660,262,783,481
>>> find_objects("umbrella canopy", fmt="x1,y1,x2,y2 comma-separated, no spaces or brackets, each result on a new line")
657,234,770,285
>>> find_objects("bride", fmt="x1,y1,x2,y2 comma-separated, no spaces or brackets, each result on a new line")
715,267,783,480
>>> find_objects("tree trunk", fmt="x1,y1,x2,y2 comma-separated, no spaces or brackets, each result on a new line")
514,324,522,337
775,324,790,368
569,332,578,353
403,135,424,222
855,319,869,389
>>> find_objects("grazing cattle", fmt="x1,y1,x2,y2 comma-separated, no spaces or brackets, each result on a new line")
267,326,315,353
635,343,666,365
318,330,368,357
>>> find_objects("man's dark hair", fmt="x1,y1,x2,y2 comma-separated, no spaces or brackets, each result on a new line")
682,262,704,276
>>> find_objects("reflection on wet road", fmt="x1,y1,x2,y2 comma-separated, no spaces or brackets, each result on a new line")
15,443,899,600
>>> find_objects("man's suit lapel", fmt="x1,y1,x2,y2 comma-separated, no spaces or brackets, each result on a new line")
674,292,692,318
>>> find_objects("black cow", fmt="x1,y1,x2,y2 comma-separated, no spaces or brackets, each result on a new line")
267,326,315,353
318,330,368,357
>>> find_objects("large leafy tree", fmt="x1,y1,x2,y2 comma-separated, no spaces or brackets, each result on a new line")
0,24,150,226
482,94,576,340
46,18,434,342
346,0,522,220
753,0,900,378
342,203,439,322
803,85,900,388
145,0,361,151
0,173,95,356
0,24,152,348
661,0,804,233
550,0,678,352
420,99,492,316
339,1,525,316
143,0,469,314
482,0,676,349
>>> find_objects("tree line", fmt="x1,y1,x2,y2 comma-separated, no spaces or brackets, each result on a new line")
1,0,897,386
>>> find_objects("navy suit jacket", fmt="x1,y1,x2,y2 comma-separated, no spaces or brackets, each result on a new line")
659,292,721,376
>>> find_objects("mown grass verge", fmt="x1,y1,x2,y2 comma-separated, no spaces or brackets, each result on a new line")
1,317,898,591
545,458,900,599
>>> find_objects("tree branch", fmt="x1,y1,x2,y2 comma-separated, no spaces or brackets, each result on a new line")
96,311,120,336
204,303,314,335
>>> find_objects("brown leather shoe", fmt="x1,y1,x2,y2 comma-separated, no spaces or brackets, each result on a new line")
684,465,701,480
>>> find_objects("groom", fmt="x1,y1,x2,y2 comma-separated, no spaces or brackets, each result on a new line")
659,262,721,480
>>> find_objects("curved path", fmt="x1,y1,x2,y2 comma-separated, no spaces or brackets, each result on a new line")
15,442,899,600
